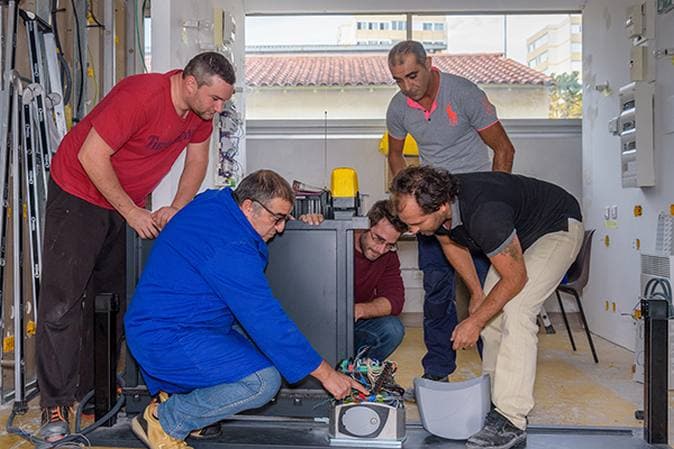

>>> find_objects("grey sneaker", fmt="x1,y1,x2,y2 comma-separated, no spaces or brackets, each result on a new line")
403,373,448,402
38,406,70,442
466,410,526,449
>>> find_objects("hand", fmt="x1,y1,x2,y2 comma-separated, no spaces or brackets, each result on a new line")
468,291,486,316
311,360,369,400
451,317,483,351
322,370,369,400
152,206,180,230
354,303,365,321
125,207,160,239
298,214,324,225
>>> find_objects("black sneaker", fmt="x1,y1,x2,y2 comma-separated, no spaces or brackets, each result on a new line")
189,422,222,440
466,410,526,449
38,406,70,442
403,373,449,402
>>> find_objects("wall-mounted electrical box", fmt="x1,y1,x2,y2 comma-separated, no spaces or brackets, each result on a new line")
617,81,655,188
213,7,236,47
626,0,655,44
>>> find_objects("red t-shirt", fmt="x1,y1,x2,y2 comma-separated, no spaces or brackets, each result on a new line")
51,70,213,209
354,248,405,316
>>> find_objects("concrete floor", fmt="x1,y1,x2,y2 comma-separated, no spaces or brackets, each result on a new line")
0,313,664,448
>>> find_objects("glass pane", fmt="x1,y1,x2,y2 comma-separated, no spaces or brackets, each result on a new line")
245,13,582,120
411,14,583,119
246,15,406,120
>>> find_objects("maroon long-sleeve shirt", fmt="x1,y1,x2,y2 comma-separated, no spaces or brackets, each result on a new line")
354,249,405,316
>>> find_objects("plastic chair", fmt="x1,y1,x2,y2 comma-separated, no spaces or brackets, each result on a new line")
554,229,599,363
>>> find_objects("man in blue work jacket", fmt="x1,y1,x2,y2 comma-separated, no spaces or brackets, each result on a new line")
125,169,366,449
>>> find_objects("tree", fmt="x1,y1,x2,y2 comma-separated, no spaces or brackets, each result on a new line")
549,71,582,118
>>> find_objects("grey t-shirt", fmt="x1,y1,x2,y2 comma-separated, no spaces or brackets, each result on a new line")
386,70,499,173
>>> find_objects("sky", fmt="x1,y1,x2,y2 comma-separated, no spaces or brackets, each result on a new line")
245,14,576,66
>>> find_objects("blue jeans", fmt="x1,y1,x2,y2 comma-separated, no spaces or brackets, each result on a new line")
157,366,281,439
417,235,490,378
354,315,405,361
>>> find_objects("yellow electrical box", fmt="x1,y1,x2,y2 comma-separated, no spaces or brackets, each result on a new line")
379,132,419,156
331,168,359,198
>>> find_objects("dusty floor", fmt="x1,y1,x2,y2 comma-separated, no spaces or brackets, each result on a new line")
0,313,667,448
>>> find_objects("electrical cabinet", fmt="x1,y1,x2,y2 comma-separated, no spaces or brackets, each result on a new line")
616,82,655,188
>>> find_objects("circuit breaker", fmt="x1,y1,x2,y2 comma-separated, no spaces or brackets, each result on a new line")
613,81,655,188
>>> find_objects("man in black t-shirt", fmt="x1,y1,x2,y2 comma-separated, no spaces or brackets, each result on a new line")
390,166,584,449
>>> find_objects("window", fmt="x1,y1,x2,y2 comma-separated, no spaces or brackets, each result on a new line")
392,20,406,31
245,13,582,120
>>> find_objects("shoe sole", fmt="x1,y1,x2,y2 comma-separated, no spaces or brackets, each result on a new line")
466,433,527,449
131,415,152,448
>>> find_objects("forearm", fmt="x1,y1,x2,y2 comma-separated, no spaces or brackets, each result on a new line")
471,277,524,327
79,153,137,217
388,152,406,177
439,238,482,295
355,297,392,320
491,147,514,173
170,157,208,210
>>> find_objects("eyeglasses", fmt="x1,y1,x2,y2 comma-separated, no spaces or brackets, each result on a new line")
253,199,292,226
369,229,398,252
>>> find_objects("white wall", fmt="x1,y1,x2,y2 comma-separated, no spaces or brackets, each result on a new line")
582,0,674,349
246,119,582,313
150,0,246,208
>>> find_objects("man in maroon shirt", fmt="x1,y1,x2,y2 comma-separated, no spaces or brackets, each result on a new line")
37,52,235,442
301,200,407,361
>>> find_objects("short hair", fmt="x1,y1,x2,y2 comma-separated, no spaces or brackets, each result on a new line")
388,40,427,67
233,170,294,206
390,166,460,214
367,200,408,234
183,52,236,86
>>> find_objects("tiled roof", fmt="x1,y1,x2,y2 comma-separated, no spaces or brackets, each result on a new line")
245,53,552,88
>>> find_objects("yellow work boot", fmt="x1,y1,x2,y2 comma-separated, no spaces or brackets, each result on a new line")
131,402,193,449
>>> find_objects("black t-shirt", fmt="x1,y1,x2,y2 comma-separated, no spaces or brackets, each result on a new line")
437,172,582,257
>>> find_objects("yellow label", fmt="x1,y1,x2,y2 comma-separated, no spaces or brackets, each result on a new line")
633,205,642,217
26,321,36,336
604,235,610,247
3,336,14,353
670,204,674,216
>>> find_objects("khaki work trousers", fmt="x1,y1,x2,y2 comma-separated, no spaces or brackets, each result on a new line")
481,219,584,430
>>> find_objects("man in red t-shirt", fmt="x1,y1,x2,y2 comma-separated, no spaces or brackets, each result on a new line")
36,52,235,442
301,200,407,362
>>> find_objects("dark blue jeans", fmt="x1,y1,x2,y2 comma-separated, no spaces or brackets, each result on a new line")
418,235,490,378
354,316,405,362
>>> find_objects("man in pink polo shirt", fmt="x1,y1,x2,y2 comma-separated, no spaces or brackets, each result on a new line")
36,52,235,442
385,40,516,393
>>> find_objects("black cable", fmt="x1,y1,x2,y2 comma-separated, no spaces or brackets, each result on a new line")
51,0,73,106
70,0,84,121
86,0,104,28
6,390,125,448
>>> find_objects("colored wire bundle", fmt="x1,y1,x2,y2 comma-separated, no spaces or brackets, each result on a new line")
336,348,405,407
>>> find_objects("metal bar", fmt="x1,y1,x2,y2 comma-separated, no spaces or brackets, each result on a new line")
22,85,42,327
10,71,24,407
102,0,116,95
641,298,668,444
21,10,52,171
94,293,119,427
